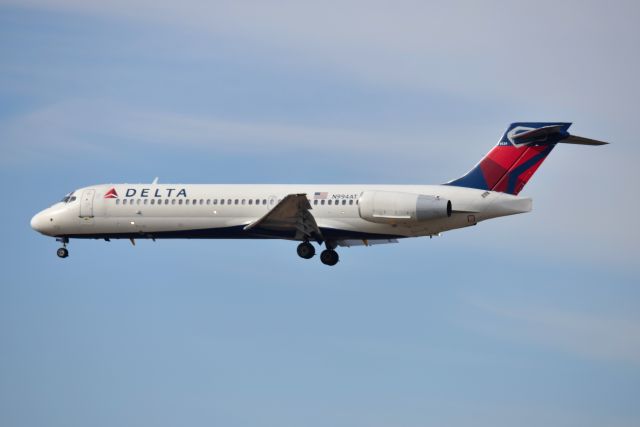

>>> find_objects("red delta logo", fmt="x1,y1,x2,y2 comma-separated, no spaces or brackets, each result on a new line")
104,188,119,199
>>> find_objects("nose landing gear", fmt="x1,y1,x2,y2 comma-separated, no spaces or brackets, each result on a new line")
56,237,69,258
56,247,69,258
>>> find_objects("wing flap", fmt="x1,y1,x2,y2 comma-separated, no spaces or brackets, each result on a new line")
337,239,399,247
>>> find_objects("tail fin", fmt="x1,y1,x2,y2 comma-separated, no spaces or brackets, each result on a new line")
446,122,607,195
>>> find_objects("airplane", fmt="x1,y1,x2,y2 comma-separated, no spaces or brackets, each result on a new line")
30,122,607,266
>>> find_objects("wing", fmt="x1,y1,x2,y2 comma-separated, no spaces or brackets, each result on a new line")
244,194,323,242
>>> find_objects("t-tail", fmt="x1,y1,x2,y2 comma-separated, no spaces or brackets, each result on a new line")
446,122,608,195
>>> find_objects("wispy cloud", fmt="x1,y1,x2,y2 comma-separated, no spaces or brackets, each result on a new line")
0,99,435,164
7,0,640,122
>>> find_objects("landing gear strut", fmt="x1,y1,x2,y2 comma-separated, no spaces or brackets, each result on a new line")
56,237,69,258
297,241,316,259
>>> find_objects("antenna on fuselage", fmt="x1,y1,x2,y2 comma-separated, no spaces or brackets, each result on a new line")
152,177,159,184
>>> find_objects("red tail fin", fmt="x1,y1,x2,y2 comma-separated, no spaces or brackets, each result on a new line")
446,122,607,195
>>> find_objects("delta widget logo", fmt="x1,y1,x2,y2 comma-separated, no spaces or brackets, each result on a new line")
506,126,535,147
104,188,118,199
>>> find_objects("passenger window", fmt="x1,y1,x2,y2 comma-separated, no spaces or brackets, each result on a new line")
186,199,190,205
234,199,239,205
172,199,176,205
321,200,325,205
255,199,260,205
327,200,332,205
200,199,204,205
213,199,218,205
263,199,267,205
144,199,148,205
178,199,183,205
220,199,225,205
242,199,246,205
165,199,169,205
248,199,253,205
313,200,318,205
227,199,232,205
349,200,354,205
206,199,210,205
123,199,128,205
150,199,155,205
116,199,120,205
342,200,346,205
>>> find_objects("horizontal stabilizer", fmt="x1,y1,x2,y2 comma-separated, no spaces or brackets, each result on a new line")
561,135,609,145
510,124,567,144
510,125,608,146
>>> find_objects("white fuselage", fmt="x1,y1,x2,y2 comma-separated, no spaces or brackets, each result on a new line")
30,183,532,242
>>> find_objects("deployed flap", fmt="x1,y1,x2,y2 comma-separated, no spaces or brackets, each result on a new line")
338,239,399,247
244,194,323,242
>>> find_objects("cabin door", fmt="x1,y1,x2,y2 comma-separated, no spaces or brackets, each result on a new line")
79,189,95,218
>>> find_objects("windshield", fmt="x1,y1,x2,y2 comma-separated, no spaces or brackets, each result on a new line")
61,192,76,203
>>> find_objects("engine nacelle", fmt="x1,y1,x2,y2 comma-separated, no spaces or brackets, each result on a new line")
358,191,452,224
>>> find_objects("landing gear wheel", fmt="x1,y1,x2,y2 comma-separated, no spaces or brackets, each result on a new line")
320,249,339,266
56,247,69,258
297,242,316,259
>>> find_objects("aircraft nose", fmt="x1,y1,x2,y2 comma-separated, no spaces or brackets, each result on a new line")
30,211,52,235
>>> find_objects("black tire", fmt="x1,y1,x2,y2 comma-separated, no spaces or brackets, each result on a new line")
297,242,315,259
57,247,69,258
320,249,339,266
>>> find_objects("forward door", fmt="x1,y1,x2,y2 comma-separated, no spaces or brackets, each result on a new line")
79,189,95,218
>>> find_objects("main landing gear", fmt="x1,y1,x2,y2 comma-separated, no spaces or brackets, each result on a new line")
297,241,316,259
56,237,69,258
296,241,339,266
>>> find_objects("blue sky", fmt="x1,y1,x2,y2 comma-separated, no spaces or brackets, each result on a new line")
1,1,639,426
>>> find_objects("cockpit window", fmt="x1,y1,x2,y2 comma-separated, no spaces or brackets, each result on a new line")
61,192,76,203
